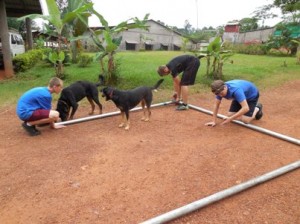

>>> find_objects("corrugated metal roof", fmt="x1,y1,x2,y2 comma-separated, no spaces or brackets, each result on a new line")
4,0,42,17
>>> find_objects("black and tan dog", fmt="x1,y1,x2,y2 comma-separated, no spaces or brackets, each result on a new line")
101,79,164,130
56,76,104,121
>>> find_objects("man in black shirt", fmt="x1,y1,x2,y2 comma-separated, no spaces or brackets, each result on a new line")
157,55,200,110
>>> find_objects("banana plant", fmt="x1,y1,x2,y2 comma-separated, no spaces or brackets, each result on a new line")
291,40,300,64
199,36,234,79
18,0,93,78
89,10,150,84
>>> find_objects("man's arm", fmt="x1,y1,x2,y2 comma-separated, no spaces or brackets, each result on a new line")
221,100,249,125
205,98,221,127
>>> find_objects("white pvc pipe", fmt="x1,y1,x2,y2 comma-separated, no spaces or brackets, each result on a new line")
188,104,300,146
140,160,300,224
54,101,173,127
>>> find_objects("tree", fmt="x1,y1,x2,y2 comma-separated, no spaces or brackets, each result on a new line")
60,0,92,63
266,23,299,55
7,18,23,31
239,18,259,32
252,5,278,27
273,0,300,23
18,0,93,78
253,0,300,25
87,10,149,84
291,39,300,64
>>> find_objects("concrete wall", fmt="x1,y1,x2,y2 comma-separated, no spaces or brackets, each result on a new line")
237,28,276,43
223,27,276,44
84,20,194,52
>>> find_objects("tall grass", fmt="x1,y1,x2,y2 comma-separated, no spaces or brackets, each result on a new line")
0,51,299,107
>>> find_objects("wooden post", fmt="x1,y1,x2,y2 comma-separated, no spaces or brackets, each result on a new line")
0,0,14,78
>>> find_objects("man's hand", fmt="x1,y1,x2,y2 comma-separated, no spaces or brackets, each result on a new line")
220,117,231,125
205,121,216,127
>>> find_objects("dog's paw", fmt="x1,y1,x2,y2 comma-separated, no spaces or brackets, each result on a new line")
125,126,130,130
119,123,125,128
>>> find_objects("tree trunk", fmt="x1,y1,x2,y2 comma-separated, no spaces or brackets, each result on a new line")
206,56,210,77
217,61,223,79
25,18,33,50
71,41,77,63
0,0,14,78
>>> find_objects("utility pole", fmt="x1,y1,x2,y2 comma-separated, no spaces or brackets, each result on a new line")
195,0,199,30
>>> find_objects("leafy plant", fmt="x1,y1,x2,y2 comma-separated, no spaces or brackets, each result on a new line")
18,0,93,78
87,10,150,84
199,36,234,79
291,39,300,64
77,54,93,67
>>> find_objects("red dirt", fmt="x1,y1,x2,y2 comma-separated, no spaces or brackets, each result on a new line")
0,80,299,224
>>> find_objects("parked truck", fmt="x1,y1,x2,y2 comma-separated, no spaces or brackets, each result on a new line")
0,29,25,67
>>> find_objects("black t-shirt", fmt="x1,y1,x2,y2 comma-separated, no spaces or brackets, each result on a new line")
166,55,197,77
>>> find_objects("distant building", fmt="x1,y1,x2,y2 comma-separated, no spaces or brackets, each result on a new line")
223,22,277,44
85,20,195,51
223,22,240,43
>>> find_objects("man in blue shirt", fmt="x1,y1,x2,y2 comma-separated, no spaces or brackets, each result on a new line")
205,79,263,126
16,77,65,136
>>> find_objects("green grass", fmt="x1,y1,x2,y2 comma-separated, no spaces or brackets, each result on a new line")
0,51,299,107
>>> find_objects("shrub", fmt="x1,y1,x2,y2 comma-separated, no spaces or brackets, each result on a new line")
77,54,93,67
229,43,266,55
13,49,46,73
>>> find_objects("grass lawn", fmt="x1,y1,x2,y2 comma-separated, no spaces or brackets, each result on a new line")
0,51,299,107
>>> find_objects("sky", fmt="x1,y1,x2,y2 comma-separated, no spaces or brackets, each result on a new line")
39,0,282,29
88,0,282,28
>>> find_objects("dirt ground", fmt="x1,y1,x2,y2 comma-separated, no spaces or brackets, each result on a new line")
0,80,299,224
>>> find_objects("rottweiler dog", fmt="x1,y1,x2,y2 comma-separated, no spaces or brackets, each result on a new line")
101,79,164,130
57,76,104,121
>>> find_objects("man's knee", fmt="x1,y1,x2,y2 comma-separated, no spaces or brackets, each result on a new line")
49,110,60,119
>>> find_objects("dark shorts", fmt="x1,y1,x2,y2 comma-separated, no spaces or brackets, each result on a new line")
26,109,50,122
229,94,259,117
181,58,200,86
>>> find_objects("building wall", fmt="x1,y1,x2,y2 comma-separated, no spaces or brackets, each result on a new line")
223,27,276,44
237,28,276,43
84,20,194,52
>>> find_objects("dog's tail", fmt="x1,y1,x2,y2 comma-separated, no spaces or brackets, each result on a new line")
152,79,164,91
96,74,105,87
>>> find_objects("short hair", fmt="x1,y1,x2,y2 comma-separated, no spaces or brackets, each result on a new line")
211,80,225,94
157,65,167,76
49,77,63,88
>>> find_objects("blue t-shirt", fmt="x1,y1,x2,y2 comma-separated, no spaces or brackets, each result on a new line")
216,80,258,102
16,87,52,120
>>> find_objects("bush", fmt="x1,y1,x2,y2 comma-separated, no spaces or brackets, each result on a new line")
77,54,93,67
13,49,46,73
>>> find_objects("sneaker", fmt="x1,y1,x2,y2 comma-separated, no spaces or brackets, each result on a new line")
176,104,189,111
255,103,263,120
172,100,182,105
22,122,41,136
